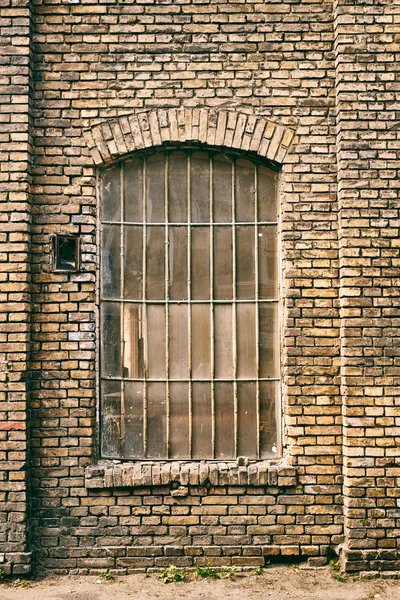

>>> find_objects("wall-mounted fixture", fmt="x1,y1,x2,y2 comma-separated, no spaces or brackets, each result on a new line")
52,234,80,271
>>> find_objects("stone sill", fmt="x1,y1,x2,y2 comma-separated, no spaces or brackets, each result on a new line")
85,460,297,490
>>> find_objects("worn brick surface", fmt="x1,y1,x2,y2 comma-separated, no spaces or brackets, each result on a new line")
0,0,33,576
28,0,342,573
0,0,398,576
334,0,400,575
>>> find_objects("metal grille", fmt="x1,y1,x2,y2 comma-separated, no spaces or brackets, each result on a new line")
100,149,279,460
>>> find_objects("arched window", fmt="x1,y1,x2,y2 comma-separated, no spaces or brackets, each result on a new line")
100,149,279,460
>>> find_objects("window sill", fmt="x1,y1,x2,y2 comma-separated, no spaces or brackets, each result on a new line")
85,460,297,490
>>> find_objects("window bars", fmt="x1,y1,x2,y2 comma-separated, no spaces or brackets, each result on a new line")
100,149,279,460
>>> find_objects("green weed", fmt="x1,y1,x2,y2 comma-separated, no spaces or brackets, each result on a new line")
329,557,346,582
9,579,30,588
195,564,221,579
158,565,186,584
221,565,240,578
329,559,340,571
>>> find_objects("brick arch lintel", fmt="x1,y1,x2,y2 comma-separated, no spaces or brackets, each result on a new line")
83,108,295,167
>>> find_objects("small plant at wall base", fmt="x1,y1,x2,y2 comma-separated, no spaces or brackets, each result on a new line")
195,565,221,579
329,559,346,583
10,579,30,588
195,565,240,579
221,566,240,578
158,565,187,584
329,559,339,571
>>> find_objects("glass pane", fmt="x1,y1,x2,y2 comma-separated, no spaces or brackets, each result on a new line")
169,226,188,300
124,158,143,222
237,303,257,379
192,382,212,458
146,226,165,300
124,381,143,458
191,227,210,300
191,304,211,379
124,226,143,299
101,163,121,222
259,303,279,378
213,154,232,223
168,150,188,223
123,304,143,378
147,382,167,458
258,165,278,222
169,382,189,458
215,382,234,459
101,302,121,377
235,159,255,222
214,226,233,300
101,380,121,457
169,304,189,379
101,152,278,461
236,226,255,300
238,381,257,458
259,225,277,299
101,225,120,298
191,151,210,223
147,304,166,378
260,381,278,458
214,304,233,379
146,154,165,223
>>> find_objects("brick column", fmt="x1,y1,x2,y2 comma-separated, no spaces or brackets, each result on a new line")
0,0,33,575
335,0,400,574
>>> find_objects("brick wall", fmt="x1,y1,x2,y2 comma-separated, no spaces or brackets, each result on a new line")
334,0,400,574
0,0,33,576
0,0,398,576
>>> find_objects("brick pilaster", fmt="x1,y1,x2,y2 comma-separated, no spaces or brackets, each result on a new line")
0,0,33,575
334,0,400,574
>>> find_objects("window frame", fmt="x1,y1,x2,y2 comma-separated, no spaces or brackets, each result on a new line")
95,145,283,463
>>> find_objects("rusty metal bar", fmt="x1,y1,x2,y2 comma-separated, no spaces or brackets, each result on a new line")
102,298,279,304
165,152,170,457
102,377,280,382
187,152,193,458
102,221,279,226
142,157,148,457
232,160,238,457
119,163,125,457
255,165,260,458
210,154,215,459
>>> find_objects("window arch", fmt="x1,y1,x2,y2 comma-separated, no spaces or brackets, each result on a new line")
100,149,279,460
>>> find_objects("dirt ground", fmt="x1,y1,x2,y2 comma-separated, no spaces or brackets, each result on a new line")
2,566,400,600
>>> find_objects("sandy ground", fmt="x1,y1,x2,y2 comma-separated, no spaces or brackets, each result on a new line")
2,566,400,600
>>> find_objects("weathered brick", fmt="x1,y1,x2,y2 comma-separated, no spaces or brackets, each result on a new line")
1,0,397,579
